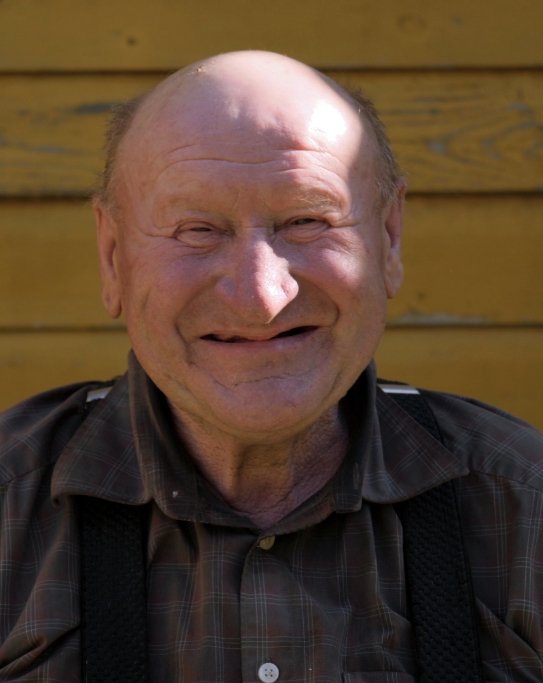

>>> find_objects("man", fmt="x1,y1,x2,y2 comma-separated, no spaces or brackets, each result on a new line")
0,51,542,681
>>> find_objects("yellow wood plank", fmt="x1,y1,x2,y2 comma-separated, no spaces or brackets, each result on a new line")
1,328,541,430
376,327,543,430
1,0,542,70
0,75,157,197
388,195,543,325
0,200,115,328
1,196,542,327
0,331,130,410
331,71,543,194
2,72,542,197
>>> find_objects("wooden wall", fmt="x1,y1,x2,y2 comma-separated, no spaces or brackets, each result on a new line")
1,0,542,428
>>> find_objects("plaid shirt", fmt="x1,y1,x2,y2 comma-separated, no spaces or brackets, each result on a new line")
1,353,542,682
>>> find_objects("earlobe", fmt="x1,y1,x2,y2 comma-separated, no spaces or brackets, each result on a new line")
383,181,406,298
93,199,123,319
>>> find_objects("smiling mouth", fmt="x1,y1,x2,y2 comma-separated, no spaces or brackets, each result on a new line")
202,326,317,343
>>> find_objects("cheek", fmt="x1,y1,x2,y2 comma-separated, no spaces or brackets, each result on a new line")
315,239,388,304
313,244,389,372
116,241,183,319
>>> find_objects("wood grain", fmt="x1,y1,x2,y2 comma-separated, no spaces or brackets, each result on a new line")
2,72,542,197
1,0,542,70
332,71,543,194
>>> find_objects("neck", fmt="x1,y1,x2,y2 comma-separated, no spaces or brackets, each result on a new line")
171,406,349,529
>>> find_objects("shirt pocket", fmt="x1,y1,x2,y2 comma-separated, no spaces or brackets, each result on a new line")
343,673,415,683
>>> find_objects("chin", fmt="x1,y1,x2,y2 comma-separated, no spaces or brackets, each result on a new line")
189,374,344,440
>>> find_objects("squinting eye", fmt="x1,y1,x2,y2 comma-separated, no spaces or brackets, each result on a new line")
291,218,316,225
188,226,212,232
174,224,221,247
283,217,328,243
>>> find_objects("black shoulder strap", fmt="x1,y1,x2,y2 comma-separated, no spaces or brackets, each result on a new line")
381,382,484,683
78,497,148,683
75,389,149,683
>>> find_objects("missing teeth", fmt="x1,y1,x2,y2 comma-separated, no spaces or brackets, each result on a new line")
202,327,314,343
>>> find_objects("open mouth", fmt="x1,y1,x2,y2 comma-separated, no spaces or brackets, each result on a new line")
202,326,316,343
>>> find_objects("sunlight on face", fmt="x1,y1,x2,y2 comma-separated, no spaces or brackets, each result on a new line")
308,100,348,144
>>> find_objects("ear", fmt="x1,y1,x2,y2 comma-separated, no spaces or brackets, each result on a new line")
382,180,406,298
93,199,123,318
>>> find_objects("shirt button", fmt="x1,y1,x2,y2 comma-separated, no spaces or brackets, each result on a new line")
258,662,280,682
257,535,275,550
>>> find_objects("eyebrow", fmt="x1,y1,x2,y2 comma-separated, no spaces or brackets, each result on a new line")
155,189,344,213
291,190,344,210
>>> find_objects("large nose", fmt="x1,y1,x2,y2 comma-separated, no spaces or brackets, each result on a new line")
216,235,299,323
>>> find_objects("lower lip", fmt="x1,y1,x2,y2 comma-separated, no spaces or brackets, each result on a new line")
200,327,319,351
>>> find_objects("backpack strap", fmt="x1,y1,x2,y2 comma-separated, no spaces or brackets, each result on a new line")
76,388,149,683
381,382,484,683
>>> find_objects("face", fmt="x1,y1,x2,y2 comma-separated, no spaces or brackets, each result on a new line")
95,73,404,443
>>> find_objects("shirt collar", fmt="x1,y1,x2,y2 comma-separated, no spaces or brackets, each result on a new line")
362,387,468,503
315,363,468,514
52,361,146,504
53,354,219,521
52,353,467,523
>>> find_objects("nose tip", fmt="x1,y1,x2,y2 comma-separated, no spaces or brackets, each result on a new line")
217,240,299,323
247,274,299,323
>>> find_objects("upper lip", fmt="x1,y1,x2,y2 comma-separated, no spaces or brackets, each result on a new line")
201,325,318,343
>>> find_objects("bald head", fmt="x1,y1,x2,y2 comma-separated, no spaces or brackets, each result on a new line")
96,51,401,210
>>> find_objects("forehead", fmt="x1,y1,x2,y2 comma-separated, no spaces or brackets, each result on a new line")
116,66,376,212
150,154,355,224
